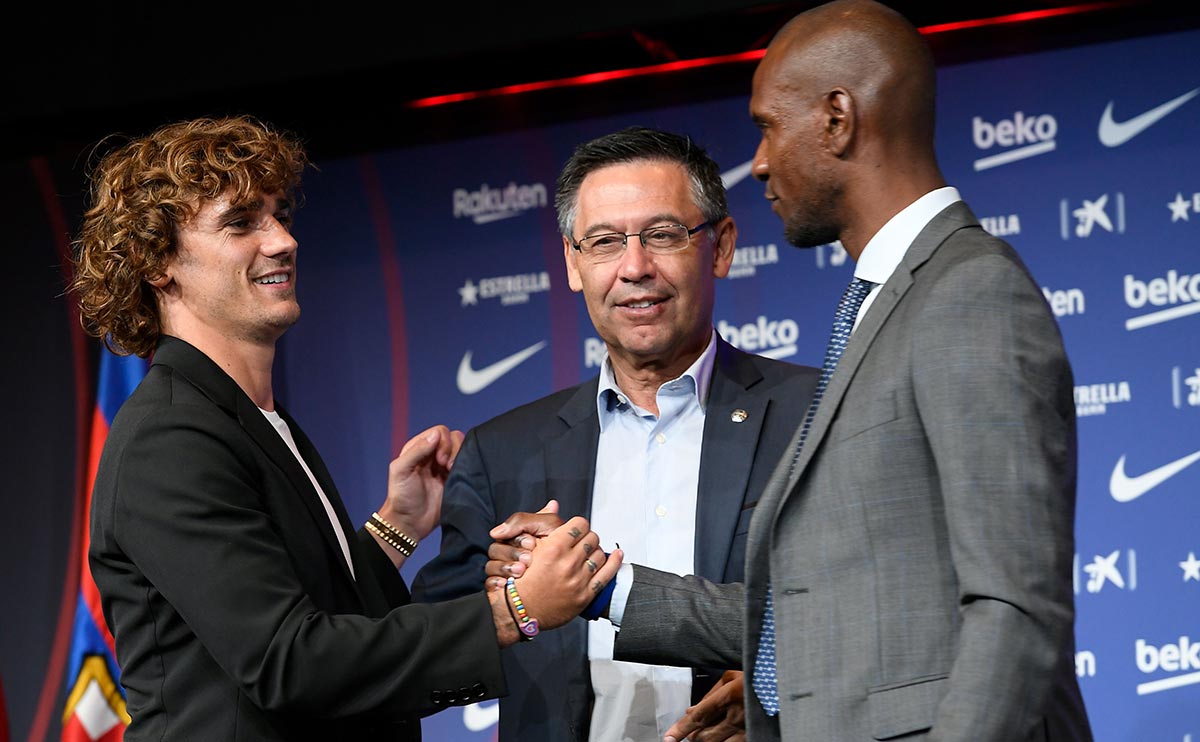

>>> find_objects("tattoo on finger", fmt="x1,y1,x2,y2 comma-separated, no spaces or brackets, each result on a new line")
568,527,582,539
582,542,595,555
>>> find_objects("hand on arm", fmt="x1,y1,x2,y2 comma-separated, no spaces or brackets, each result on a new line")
370,424,465,568
664,670,746,742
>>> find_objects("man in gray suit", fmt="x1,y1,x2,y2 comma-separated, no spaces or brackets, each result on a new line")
491,2,1092,739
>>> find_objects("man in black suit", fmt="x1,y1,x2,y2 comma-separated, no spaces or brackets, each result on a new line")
70,115,619,741
413,127,818,741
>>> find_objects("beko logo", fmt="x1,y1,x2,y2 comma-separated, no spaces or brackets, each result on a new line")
1124,269,1200,330
452,182,548,224
971,111,1058,171
1135,636,1200,696
717,316,800,360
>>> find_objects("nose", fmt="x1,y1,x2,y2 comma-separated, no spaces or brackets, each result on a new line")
752,138,769,182
263,216,298,257
616,235,656,282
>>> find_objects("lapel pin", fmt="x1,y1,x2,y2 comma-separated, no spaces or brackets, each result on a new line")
731,409,748,423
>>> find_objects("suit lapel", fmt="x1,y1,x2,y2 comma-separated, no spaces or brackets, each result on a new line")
236,395,360,588
766,202,980,531
151,338,360,591
695,341,768,581
540,379,600,734
542,379,601,520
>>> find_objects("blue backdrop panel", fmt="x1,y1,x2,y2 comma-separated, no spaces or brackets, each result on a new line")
277,26,1200,741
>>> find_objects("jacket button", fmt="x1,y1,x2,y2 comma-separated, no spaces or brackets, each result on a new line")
472,682,486,698
431,690,443,706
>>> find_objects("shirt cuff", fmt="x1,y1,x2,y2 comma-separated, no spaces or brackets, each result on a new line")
605,561,634,627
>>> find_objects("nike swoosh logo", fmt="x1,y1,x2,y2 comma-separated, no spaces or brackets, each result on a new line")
721,159,755,190
1098,87,1200,147
462,700,499,732
456,340,546,395
1109,449,1200,502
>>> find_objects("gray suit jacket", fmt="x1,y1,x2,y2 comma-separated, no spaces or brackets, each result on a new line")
615,202,1093,741
413,338,818,741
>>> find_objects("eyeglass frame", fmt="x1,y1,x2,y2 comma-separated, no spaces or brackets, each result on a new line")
569,221,712,259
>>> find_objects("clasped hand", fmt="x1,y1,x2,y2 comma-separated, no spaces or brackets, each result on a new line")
486,501,622,645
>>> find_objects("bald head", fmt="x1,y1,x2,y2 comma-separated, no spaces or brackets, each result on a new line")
768,0,936,150
748,0,945,256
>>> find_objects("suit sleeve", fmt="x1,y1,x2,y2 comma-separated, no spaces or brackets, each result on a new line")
104,404,506,719
410,428,498,603
613,565,745,670
912,246,1077,739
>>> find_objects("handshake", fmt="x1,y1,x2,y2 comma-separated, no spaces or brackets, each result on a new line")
480,501,747,742
483,501,622,648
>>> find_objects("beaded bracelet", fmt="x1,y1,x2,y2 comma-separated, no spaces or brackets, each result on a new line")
505,576,540,640
366,512,418,557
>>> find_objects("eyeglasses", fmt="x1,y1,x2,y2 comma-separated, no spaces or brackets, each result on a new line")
570,222,710,261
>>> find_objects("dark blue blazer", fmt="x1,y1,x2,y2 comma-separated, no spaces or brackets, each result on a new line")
413,338,818,742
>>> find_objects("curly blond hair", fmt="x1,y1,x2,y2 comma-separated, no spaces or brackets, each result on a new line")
71,115,308,357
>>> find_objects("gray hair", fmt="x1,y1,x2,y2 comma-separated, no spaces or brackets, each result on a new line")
554,126,729,237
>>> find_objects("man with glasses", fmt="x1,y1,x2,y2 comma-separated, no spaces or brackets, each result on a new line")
413,126,818,741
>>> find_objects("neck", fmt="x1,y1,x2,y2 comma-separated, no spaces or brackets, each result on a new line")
608,345,706,417
167,324,278,409
840,153,945,261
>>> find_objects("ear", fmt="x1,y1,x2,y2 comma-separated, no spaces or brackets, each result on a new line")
711,217,737,279
824,88,854,157
562,235,584,293
147,270,172,289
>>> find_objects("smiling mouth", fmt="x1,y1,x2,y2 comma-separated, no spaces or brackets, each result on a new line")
253,273,289,285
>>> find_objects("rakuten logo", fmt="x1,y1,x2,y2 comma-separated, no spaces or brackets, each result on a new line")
452,182,548,225
717,316,799,360
1135,636,1200,696
1124,270,1200,330
971,111,1058,171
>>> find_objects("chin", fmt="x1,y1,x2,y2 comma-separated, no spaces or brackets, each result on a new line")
784,222,838,249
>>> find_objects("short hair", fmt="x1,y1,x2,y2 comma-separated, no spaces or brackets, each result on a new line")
554,126,729,236
71,115,308,357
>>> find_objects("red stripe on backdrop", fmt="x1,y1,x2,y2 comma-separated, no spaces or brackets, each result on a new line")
2,674,11,742
358,157,411,451
28,157,94,742
80,408,116,652
406,3,1135,110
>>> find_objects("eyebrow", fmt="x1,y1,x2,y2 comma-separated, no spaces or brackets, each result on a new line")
213,197,293,223
581,214,685,236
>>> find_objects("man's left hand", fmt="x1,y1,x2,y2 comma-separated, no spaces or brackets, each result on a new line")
376,424,464,548
664,670,746,742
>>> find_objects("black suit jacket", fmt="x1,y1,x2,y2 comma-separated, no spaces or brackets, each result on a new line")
412,338,818,741
89,337,508,741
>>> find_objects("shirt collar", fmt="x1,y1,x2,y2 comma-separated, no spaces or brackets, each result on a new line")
596,330,717,428
854,186,961,285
